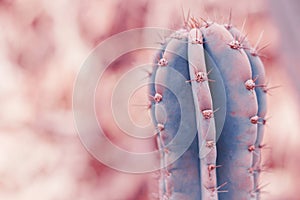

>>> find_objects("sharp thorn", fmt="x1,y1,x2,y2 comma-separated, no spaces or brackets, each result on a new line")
254,30,264,49
240,18,247,36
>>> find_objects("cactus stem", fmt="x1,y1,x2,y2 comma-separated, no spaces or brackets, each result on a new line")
150,19,268,199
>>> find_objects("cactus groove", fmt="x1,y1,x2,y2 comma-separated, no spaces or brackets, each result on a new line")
149,16,267,200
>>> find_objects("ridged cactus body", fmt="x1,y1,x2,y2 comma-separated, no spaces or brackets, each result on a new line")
151,34,202,199
203,24,258,200
149,19,267,200
227,27,267,199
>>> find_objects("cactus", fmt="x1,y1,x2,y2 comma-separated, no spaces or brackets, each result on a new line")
149,16,267,200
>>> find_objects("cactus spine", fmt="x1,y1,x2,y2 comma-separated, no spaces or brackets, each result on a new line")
149,16,267,200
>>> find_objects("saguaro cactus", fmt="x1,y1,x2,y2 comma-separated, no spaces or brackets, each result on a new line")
149,16,267,200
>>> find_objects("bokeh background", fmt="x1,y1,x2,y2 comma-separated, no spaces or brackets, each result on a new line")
1,0,299,199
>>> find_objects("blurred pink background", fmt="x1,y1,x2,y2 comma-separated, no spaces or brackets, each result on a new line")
0,0,299,199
